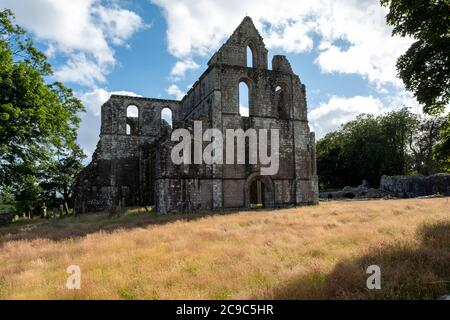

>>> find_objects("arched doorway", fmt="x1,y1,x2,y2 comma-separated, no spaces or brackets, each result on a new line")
244,173,274,208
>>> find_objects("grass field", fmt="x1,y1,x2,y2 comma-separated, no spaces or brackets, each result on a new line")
0,198,449,299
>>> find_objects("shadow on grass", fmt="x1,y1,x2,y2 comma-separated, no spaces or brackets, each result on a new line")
262,221,450,300
0,206,279,244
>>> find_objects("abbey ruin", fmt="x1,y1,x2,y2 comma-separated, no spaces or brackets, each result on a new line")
74,17,319,214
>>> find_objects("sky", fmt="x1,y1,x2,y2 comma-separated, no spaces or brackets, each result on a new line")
0,0,424,160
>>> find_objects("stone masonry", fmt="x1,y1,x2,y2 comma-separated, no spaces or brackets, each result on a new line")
74,17,319,214
380,174,450,198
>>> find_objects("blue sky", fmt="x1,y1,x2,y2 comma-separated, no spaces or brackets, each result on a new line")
0,0,421,160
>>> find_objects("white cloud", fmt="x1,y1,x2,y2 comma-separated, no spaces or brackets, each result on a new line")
308,89,426,139
0,0,145,87
79,88,142,116
170,59,200,80
151,0,413,87
152,0,421,139
313,1,413,87
263,20,315,53
382,89,422,114
239,105,249,117
308,95,390,138
94,5,146,46
54,53,108,87
166,84,185,100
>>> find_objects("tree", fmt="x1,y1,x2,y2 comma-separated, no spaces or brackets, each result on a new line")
340,114,387,187
0,185,15,209
379,108,419,174
316,131,347,190
381,0,450,171
317,109,419,190
409,116,444,174
433,116,450,171
381,0,450,114
40,145,86,213
14,175,43,217
0,9,85,212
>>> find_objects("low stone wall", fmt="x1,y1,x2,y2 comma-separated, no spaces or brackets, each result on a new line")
319,184,390,200
0,210,15,226
380,174,450,198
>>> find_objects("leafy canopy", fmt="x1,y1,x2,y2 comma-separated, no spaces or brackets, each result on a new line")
381,0,450,172
316,109,444,190
381,0,450,115
0,9,86,208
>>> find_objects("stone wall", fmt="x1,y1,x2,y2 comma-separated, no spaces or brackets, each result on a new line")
74,96,181,213
74,16,319,214
380,174,450,198
0,210,15,226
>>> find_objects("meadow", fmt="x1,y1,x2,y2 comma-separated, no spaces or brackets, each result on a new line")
0,198,449,299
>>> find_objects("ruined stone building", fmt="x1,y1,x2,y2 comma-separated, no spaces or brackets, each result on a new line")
75,17,319,214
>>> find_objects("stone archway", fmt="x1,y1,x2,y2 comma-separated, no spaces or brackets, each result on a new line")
244,173,274,208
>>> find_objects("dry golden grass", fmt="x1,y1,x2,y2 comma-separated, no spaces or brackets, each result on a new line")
0,198,449,300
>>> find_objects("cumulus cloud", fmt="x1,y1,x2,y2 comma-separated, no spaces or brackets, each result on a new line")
166,84,185,100
309,2,411,86
54,53,108,87
170,59,200,80
79,88,142,116
308,95,389,138
308,90,423,138
0,0,145,87
263,19,315,53
239,104,249,117
151,0,413,87
94,5,145,46
151,0,423,140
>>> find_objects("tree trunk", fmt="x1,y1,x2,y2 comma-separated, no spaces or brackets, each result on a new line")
64,202,70,216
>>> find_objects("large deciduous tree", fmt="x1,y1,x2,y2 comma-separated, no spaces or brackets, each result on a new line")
381,0,450,171
0,9,85,211
381,0,450,114
40,145,86,213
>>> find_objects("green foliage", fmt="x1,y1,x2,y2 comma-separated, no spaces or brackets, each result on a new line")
40,145,86,208
14,175,43,214
316,109,444,191
316,131,348,190
381,0,450,115
0,185,15,210
0,9,86,212
381,0,450,174
409,116,444,175
433,114,450,172
396,39,450,115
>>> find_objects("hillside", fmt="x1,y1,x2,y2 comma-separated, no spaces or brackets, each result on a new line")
0,198,449,299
